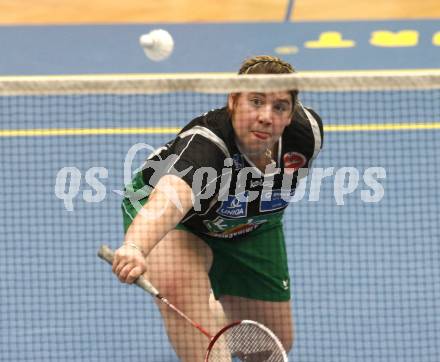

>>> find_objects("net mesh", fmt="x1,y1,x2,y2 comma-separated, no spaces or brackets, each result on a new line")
1,72,440,362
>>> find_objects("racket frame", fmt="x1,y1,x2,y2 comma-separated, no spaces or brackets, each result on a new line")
204,319,288,362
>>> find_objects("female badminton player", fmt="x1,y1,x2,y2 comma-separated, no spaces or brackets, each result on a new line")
112,55,323,361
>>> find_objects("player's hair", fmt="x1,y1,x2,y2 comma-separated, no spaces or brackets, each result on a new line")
238,55,295,75
238,55,298,108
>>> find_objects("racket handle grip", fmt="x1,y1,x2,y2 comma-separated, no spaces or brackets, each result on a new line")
97,244,160,297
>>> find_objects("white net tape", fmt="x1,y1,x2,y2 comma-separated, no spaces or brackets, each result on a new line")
1,71,440,95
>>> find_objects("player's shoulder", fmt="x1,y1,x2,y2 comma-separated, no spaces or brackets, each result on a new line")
180,107,231,134
178,107,234,145
289,103,322,134
282,103,324,160
285,103,323,139
175,107,234,158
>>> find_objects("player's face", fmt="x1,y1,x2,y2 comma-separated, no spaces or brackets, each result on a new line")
229,92,293,156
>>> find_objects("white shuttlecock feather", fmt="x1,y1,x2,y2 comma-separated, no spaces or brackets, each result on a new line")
139,29,174,62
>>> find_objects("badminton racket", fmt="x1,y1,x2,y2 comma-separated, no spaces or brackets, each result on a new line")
98,244,287,361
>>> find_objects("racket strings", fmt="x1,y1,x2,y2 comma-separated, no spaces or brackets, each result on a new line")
207,322,287,362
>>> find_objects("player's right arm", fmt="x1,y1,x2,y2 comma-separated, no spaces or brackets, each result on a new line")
112,174,194,284
113,116,227,284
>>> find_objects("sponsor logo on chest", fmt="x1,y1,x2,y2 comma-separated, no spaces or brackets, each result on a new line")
203,216,268,238
260,189,294,212
216,192,248,218
232,153,245,170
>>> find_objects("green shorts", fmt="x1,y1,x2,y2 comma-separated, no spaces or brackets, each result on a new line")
122,197,291,302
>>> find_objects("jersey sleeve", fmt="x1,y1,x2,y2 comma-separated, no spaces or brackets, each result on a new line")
299,105,324,164
306,107,324,149
170,132,227,190
281,105,324,178
166,131,230,213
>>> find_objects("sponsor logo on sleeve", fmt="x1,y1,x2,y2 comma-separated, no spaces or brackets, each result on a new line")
283,152,307,174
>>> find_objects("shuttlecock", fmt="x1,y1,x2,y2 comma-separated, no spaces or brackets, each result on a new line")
139,29,174,62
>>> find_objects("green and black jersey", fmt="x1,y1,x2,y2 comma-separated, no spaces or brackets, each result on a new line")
123,104,323,240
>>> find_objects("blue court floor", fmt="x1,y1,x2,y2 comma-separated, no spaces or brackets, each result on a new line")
1,12,440,362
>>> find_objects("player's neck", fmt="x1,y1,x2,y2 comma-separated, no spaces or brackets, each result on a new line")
246,143,278,172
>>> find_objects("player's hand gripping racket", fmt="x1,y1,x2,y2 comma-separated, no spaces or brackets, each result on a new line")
98,245,288,362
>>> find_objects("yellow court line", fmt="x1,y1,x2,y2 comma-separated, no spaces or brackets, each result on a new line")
0,127,181,137
1,123,440,137
325,122,440,132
